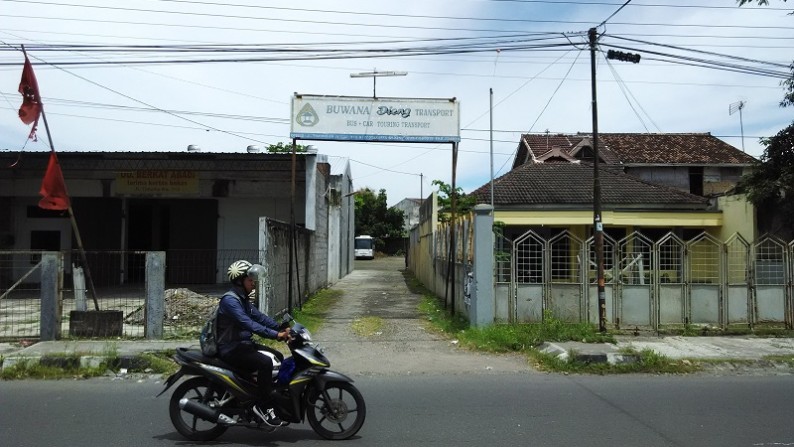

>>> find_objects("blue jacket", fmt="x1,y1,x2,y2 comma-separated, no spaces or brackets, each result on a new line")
216,286,280,358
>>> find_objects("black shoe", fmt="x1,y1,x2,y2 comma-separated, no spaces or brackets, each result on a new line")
252,405,284,427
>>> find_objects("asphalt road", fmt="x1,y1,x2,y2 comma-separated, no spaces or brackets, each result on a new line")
1,257,793,446
1,374,793,446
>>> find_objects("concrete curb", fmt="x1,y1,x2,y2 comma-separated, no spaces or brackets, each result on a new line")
538,342,639,366
0,353,167,371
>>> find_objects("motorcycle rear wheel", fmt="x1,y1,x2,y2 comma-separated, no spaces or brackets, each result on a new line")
169,377,229,441
306,381,366,440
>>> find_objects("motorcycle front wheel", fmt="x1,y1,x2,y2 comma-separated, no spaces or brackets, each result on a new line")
306,381,366,440
169,377,229,441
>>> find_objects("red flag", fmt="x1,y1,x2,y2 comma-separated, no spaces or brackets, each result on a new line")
18,54,42,141
39,151,70,211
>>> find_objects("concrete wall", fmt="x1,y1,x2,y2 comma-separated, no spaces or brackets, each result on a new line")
627,165,746,196
715,194,756,241
309,159,329,295
393,198,421,233
408,192,438,292
629,166,690,191
326,170,354,284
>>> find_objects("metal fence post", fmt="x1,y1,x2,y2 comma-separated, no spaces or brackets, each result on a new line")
259,216,271,315
471,204,495,327
40,251,63,341
145,251,166,339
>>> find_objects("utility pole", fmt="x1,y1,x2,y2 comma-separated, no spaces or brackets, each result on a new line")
599,39,642,332
490,88,494,207
589,28,607,333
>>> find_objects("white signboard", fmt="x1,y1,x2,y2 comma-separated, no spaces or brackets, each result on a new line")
290,95,460,143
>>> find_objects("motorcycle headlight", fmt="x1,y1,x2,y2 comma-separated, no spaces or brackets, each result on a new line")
300,328,312,342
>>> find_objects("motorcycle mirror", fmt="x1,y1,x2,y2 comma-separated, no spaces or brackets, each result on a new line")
279,313,293,330
247,264,265,281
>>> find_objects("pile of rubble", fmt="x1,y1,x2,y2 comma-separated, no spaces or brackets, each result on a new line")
124,288,219,327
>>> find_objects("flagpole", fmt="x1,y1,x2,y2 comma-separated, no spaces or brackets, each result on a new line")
21,46,100,312
40,112,101,312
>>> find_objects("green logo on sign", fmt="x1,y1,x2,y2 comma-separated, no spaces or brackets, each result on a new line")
296,103,319,127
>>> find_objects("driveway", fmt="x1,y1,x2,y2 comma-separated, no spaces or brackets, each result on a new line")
314,256,533,376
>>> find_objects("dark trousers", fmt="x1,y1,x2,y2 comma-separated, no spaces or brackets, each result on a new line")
221,342,283,400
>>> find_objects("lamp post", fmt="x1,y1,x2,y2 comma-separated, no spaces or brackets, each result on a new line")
350,69,407,98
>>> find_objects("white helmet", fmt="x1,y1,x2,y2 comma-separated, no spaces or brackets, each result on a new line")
227,260,253,283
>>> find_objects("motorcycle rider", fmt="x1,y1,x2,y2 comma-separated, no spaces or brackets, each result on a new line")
217,260,290,427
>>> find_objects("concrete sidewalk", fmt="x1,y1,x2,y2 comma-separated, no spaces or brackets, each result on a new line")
539,335,794,366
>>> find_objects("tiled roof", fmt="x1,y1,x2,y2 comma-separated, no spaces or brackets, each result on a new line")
470,162,709,209
518,132,756,166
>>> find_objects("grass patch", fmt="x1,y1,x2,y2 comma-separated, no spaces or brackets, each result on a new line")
132,351,180,375
253,287,343,352
417,291,703,374
0,349,180,380
291,288,343,334
0,357,100,380
351,316,383,337
2,356,102,380
164,328,201,340
419,295,613,353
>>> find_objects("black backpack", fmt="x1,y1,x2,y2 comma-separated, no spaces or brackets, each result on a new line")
199,294,239,357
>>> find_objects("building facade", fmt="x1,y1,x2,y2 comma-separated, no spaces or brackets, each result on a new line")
0,149,354,288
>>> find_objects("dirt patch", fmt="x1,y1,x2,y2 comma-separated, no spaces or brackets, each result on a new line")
124,288,217,327
314,257,533,376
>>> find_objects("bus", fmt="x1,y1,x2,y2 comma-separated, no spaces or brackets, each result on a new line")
354,235,375,260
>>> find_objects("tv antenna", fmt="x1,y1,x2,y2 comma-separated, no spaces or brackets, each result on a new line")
350,69,407,98
729,100,746,153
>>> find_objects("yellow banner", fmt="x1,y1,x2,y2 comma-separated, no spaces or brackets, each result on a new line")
116,170,199,195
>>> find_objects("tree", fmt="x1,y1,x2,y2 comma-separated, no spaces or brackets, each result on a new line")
736,122,794,238
432,179,477,223
735,0,794,238
737,1,793,106
354,188,405,248
266,142,309,153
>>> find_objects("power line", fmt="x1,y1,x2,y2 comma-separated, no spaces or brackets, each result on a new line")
602,51,661,133
482,0,792,11
0,48,579,67
604,34,791,69
1,5,792,38
598,0,632,29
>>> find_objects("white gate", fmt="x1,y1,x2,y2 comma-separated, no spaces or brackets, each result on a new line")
655,232,686,327
512,230,545,323
725,234,752,325
753,235,788,325
548,231,585,322
687,233,723,325
616,232,654,327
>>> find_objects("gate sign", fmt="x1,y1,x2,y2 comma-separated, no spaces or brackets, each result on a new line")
290,94,460,143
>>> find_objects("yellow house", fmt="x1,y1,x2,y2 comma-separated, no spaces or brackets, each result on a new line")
474,132,757,244
465,132,765,327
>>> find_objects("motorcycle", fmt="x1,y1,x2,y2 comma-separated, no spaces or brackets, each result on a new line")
158,315,366,441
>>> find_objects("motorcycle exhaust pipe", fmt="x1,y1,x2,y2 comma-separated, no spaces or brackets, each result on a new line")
178,398,235,425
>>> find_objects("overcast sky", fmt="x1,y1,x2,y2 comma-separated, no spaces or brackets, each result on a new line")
1,0,792,206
